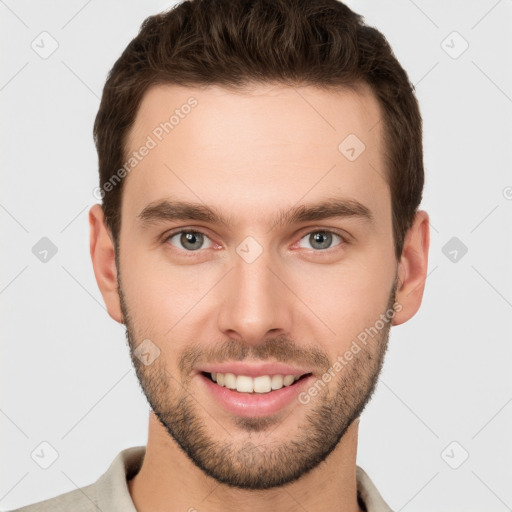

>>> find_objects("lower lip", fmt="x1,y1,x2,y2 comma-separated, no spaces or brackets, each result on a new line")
198,373,314,417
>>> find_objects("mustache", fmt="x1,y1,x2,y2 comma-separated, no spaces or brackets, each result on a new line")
178,336,331,377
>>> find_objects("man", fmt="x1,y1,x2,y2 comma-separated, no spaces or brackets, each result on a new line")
11,0,429,510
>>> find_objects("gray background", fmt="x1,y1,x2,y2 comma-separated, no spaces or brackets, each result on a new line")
1,1,511,510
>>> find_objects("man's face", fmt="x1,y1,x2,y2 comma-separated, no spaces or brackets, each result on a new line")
117,83,398,489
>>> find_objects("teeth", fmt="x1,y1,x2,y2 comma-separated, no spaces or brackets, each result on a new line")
209,372,305,393
224,373,236,390
237,375,255,393
271,375,284,390
254,376,273,393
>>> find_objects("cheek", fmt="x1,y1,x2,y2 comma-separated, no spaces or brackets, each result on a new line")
121,251,211,337
304,259,394,336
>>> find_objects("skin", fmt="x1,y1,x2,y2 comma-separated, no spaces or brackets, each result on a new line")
89,82,429,512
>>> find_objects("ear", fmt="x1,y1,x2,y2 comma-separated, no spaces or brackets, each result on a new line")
392,210,430,326
89,204,124,324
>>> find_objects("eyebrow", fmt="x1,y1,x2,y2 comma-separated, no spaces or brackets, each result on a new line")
137,197,374,230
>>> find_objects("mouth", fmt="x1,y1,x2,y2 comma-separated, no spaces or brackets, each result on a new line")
198,369,315,417
201,371,313,394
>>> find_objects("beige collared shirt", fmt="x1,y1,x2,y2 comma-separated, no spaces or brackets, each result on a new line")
10,446,394,512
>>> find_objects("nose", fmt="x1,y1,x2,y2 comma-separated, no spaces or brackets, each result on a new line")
216,246,293,346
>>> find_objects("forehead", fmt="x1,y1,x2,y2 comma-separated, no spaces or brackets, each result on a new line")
122,82,388,229
128,82,383,154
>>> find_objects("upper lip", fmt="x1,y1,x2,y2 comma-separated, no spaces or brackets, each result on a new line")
196,362,313,378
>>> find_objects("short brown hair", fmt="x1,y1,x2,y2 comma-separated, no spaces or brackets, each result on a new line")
93,0,424,260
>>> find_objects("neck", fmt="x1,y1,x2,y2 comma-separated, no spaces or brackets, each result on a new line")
128,413,364,512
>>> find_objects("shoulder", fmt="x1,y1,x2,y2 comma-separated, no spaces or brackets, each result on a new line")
6,481,98,512
356,465,395,512
6,446,145,512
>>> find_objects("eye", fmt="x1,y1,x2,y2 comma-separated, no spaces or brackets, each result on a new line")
163,228,347,255
297,230,345,251
165,230,213,251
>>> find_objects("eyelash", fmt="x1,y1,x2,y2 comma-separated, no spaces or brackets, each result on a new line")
162,228,349,255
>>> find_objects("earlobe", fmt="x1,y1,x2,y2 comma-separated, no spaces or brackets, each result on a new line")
89,204,124,324
392,210,430,326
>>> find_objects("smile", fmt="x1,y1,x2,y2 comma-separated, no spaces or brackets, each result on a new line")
205,371,311,393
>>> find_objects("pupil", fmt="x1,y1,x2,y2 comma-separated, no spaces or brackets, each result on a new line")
182,232,202,250
312,231,331,249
